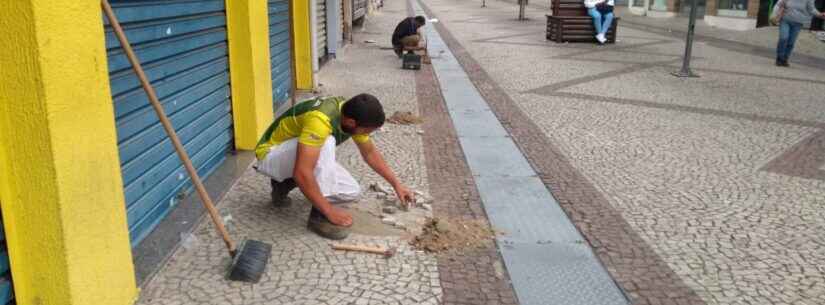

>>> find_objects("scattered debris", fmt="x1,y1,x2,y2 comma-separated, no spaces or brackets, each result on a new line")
382,206,397,215
381,216,398,226
416,130,424,135
493,261,505,279
410,218,495,253
364,39,376,43
421,203,433,212
369,182,392,194
414,191,432,205
180,233,201,250
386,111,424,125
222,213,233,231
434,219,451,233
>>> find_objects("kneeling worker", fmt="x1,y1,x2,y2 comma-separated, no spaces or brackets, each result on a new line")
392,15,427,57
255,94,414,240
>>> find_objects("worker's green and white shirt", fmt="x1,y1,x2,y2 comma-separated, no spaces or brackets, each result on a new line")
255,96,370,160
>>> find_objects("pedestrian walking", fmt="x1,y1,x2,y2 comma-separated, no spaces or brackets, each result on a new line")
811,0,824,30
771,0,825,66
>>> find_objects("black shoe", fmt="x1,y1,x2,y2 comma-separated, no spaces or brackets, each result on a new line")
307,208,350,240
394,48,403,58
780,60,790,67
271,178,296,207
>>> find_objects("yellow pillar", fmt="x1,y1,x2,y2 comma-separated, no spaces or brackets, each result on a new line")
226,0,275,150
293,0,315,90
0,1,138,305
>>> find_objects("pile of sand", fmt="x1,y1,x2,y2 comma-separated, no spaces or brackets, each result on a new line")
410,218,496,253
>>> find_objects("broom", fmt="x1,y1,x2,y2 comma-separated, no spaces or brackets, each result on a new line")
101,0,271,283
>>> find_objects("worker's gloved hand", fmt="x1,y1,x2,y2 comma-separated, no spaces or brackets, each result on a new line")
325,206,353,227
394,184,415,207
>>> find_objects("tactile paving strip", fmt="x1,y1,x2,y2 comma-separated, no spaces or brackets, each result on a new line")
412,1,631,304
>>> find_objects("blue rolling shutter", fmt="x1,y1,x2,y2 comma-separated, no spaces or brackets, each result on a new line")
269,0,294,111
354,0,367,21
0,211,13,305
104,0,234,247
316,0,328,61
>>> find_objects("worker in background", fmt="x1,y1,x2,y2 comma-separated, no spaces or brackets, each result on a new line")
255,94,414,240
392,15,427,58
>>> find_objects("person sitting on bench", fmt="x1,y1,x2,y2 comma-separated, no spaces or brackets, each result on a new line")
585,0,614,44
392,15,427,57
255,94,414,240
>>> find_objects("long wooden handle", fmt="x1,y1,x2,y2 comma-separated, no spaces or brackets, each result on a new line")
331,244,387,254
101,0,236,254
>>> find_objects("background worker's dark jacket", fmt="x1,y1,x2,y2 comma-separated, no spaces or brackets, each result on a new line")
392,17,422,47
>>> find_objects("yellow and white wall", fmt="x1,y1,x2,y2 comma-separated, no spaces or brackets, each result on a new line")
0,1,316,304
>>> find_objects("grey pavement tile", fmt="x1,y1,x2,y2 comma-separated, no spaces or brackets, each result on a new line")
457,136,536,178
500,241,630,305
450,108,509,138
474,175,583,244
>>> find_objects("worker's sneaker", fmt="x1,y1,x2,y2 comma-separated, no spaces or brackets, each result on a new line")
307,208,350,240
271,178,296,207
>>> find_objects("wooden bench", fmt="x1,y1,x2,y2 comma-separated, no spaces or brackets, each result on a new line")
546,0,619,43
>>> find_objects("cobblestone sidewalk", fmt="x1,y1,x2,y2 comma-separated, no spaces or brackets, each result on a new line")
136,1,448,304
420,0,825,304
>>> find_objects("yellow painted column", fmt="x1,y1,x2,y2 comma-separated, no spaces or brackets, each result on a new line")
226,0,275,150
293,0,315,90
0,1,138,305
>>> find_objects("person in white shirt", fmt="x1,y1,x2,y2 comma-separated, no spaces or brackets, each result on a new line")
584,0,615,44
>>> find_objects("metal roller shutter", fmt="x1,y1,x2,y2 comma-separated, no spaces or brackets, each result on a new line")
354,0,367,21
326,0,340,56
104,0,234,246
0,211,12,305
269,0,293,111
317,0,328,60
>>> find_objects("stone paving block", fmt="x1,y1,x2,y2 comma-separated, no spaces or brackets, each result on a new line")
457,136,536,178
474,175,583,244
451,108,509,138
499,241,630,305
439,86,490,112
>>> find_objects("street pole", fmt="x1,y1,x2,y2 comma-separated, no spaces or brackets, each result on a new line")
483,0,486,7
519,0,526,20
672,0,699,77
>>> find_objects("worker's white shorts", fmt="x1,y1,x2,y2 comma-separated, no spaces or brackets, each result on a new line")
256,137,361,203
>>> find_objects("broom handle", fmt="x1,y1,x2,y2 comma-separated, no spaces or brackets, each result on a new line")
102,0,236,254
